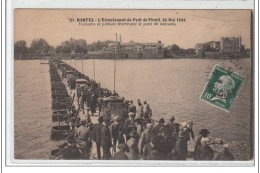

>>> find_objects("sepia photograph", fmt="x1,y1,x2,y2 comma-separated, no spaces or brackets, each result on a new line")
13,9,253,163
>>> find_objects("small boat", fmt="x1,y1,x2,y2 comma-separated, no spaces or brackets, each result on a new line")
51,124,73,140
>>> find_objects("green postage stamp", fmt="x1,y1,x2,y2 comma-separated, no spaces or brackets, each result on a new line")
200,65,244,112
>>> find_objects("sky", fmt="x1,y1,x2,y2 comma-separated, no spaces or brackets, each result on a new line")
14,9,252,49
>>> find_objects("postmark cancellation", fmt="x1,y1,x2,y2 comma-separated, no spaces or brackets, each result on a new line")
200,65,244,112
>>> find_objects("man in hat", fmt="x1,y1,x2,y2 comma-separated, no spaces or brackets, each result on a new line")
79,93,85,114
136,100,144,119
126,131,139,160
194,137,214,160
194,129,210,160
215,144,234,160
143,101,152,120
111,116,125,153
60,134,81,160
151,118,165,137
186,121,195,141
164,116,179,149
92,116,104,160
175,130,188,160
138,123,153,156
124,112,136,141
76,85,81,101
113,143,129,160
101,118,112,160
166,116,180,132
128,100,137,114
90,96,97,117
74,119,92,159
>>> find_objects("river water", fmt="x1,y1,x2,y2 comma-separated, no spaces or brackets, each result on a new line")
14,58,252,159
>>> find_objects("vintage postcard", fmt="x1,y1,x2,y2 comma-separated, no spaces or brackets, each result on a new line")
13,9,253,164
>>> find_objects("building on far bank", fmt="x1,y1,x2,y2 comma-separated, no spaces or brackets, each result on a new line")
195,43,205,57
220,36,242,56
105,40,164,59
195,36,243,58
208,41,221,50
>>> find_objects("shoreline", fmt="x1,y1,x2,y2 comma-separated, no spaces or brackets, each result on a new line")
15,57,251,60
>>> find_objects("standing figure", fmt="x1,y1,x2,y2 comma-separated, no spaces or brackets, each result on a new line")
101,118,112,160
97,96,103,116
79,94,85,114
92,116,104,160
143,101,152,119
151,118,165,137
164,116,178,149
136,100,144,119
194,129,210,160
111,117,125,153
90,97,96,116
74,119,92,159
126,131,139,160
194,137,214,160
128,100,136,114
76,86,81,101
124,112,136,141
85,107,91,123
138,123,153,156
186,121,195,141
175,130,188,160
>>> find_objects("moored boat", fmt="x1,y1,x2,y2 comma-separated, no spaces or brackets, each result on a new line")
51,124,74,140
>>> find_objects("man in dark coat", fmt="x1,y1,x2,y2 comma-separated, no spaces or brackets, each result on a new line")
92,116,104,160
113,143,129,160
151,118,165,137
194,129,210,160
111,117,125,153
89,97,97,116
195,137,214,160
175,130,188,160
128,100,136,114
215,144,234,160
101,118,112,160
186,121,195,141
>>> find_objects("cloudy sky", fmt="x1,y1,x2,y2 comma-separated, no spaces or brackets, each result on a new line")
14,9,251,49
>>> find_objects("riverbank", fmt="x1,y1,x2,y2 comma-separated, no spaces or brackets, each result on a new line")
15,56,251,60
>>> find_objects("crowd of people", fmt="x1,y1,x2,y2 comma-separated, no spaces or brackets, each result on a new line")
53,59,234,161
57,99,234,161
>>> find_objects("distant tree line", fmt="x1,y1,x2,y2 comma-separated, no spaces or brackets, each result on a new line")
14,38,118,59
14,38,55,59
56,38,88,54
87,40,114,51
163,44,196,58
